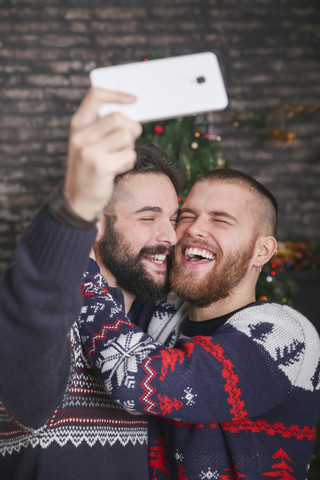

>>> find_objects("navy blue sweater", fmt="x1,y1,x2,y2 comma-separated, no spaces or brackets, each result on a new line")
0,205,149,480
79,262,320,480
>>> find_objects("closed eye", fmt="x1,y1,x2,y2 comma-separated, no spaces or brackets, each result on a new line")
212,218,230,224
178,215,196,223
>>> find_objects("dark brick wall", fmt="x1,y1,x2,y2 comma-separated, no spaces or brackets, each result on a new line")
1,0,320,272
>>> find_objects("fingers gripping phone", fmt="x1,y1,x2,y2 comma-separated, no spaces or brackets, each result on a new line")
89,52,228,123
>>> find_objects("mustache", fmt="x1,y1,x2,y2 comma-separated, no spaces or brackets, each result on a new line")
175,236,219,254
139,244,174,258
138,245,175,272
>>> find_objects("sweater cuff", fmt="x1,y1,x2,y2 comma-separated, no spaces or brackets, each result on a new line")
48,181,102,230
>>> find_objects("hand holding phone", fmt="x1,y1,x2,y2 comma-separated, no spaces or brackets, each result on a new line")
89,52,228,123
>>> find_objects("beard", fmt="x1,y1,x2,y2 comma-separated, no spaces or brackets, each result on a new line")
98,215,173,303
170,237,256,307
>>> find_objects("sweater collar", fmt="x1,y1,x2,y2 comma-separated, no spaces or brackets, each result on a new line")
181,301,266,337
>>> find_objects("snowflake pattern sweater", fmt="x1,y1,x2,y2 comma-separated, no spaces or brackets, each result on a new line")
79,261,320,480
0,205,149,480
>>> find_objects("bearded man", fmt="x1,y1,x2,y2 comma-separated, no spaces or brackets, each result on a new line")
0,136,181,480
74,142,180,478
95,143,180,309
79,168,320,480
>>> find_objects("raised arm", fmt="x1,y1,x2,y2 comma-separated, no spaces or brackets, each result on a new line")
0,88,142,428
79,266,319,425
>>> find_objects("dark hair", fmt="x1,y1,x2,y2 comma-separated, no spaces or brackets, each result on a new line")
194,168,278,235
115,144,182,194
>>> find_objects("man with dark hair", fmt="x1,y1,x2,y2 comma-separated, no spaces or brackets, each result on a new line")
95,143,181,308
0,88,181,480
79,168,320,479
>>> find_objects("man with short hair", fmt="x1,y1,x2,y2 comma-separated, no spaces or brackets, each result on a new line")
0,89,181,480
80,168,320,480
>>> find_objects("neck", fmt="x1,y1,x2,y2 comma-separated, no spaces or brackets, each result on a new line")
96,259,135,314
188,284,257,322
120,290,135,314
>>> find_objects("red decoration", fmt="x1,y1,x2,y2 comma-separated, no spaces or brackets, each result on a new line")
149,438,169,477
154,125,164,134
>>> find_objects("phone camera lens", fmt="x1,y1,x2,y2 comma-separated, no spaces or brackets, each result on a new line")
196,76,206,84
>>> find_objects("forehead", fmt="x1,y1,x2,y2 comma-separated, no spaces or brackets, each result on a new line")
116,172,178,213
183,180,255,216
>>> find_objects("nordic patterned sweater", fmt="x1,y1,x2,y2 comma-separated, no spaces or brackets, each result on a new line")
0,205,149,480
79,261,320,480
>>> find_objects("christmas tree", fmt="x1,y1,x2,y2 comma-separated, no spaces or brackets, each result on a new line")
137,115,226,200
261,448,295,479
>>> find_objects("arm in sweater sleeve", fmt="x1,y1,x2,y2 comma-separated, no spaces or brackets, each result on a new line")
0,204,96,429
0,87,142,430
79,268,320,425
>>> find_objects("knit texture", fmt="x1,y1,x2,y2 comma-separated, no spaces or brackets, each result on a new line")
79,264,320,480
0,206,148,480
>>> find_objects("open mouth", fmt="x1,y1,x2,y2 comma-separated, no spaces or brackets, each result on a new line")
146,253,167,265
184,247,216,263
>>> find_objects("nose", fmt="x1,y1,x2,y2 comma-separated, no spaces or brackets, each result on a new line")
156,220,177,246
183,217,209,239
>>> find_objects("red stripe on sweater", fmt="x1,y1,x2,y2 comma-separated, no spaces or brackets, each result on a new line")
222,418,316,440
88,318,132,355
172,418,315,440
193,336,248,420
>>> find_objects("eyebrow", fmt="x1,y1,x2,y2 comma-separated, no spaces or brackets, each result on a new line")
210,210,238,223
134,206,179,216
179,208,237,223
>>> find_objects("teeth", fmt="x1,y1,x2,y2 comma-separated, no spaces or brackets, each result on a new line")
185,247,215,260
148,254,166,264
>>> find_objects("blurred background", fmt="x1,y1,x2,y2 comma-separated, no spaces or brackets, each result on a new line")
1,0,319,321
0,0,320,475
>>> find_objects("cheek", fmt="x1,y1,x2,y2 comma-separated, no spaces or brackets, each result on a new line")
130,224,156,248
176,223,188,240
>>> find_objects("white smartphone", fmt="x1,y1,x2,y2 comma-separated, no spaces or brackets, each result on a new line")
89,52,228,123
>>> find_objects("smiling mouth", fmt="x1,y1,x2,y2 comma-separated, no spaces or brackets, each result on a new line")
145,253,167,265
184,247,216,262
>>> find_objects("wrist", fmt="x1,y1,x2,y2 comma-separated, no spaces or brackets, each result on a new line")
48,181,102,230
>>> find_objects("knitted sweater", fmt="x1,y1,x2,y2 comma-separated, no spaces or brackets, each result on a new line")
0,205,149,480
79,263,320,480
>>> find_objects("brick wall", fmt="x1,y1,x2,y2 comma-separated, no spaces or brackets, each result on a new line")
1,0,319,272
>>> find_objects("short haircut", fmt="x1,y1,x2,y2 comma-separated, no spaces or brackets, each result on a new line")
106,143,182,214
193,168,278,235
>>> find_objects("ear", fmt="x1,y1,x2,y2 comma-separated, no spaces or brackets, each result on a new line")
95,216,105,243
252,235,277,268
90,217,105,261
